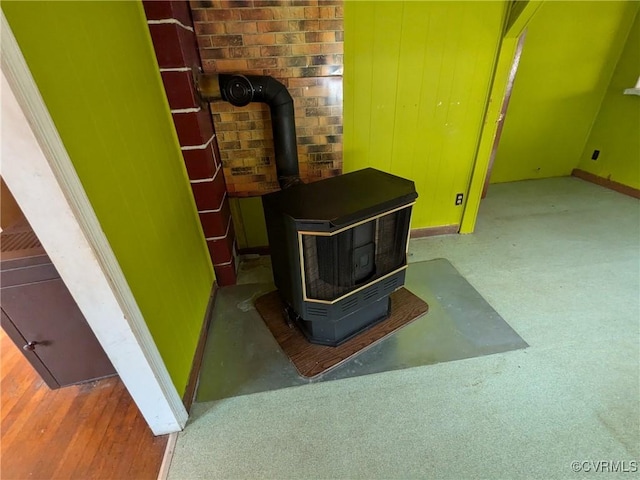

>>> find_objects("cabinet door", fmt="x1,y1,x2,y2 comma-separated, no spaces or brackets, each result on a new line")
1,310,59,388
1,279,116,387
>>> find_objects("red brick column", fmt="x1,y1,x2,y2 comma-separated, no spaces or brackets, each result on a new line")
143,0,237,286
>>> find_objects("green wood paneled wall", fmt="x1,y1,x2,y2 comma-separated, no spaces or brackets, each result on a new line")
490,1,638,184
577,11,640,190
343,1,506,229
3,1,214,395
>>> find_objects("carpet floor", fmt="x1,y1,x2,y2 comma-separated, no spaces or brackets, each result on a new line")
169,177,639,479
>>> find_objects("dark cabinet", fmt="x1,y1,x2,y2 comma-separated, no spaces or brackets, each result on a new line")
1,227,116,388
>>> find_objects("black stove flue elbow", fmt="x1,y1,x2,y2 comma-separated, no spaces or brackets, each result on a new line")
197,73,301,190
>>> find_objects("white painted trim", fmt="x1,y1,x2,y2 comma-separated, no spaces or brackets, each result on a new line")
181,134,215,151
1,13,187,435
198,192,227,214
189,162,221,184
190,176,215,184
147,18,194,32
157,432,179,480
205,215,232,242
171,107,201,114
160,67,192,73
214,258,234,267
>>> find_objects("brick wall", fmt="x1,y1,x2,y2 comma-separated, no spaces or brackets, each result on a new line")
189,0,344,196
143,0,238,285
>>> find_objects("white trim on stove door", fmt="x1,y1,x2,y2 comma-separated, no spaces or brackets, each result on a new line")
1,12,187,435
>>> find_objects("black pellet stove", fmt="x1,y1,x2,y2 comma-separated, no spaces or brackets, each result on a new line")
263,168,416,345
200,73,417,346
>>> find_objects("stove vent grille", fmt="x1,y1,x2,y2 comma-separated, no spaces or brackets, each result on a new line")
301,206,411,302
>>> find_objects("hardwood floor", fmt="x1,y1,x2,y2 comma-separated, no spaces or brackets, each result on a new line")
1,329,168,480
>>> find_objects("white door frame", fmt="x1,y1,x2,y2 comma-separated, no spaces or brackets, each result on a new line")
1,13,187,436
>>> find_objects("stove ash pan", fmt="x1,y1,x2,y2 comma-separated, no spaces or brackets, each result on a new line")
262,168,418,346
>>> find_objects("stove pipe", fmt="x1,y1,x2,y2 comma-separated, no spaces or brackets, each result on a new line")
197,73,301,189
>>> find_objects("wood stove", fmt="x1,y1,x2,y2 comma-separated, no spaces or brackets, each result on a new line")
199,73,417,346
262,168,417,346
